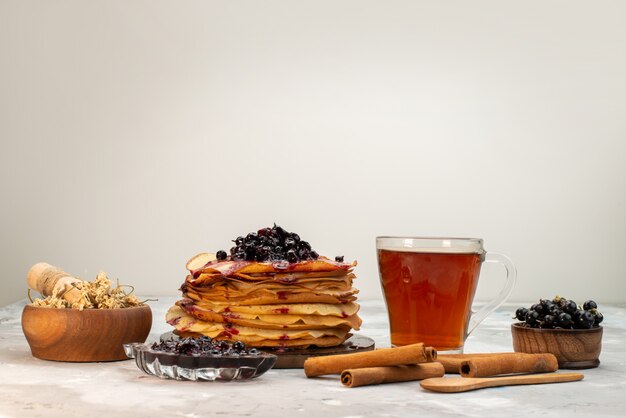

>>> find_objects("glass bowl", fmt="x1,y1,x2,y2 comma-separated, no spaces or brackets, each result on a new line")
124,343,277,381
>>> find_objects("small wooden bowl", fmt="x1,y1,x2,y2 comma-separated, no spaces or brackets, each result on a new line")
511,323,602,369
22,305,152,362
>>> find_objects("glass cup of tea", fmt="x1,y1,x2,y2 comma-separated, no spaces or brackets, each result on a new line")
376,237,516,353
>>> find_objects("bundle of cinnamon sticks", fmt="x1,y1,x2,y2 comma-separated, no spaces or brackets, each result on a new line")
304,343,441,387
303,343,559,388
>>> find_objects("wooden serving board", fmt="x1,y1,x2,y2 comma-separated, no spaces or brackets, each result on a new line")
160,332,375,369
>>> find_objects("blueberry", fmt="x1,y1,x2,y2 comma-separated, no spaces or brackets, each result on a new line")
226,225,321,264
540,298,551,307
262,237,275,248
542,301,556,313
217,340,229,350
335,255,344,262
216,250,228,260
525,310,540,327
515,307,529,321
577,311,595,329
243,250,255,260
286,249,298,263
572,308,583,322
542,314,556,328
258,227,272,237
273,225,286,238
594,312,604,325
564,300,578,315
557,312,573,328
258,245,272,259
583,300,597,310
270,252,284,261
269,237,280,246
232,341,245,352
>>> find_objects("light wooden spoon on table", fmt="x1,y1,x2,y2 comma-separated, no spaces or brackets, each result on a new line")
421,372,584,393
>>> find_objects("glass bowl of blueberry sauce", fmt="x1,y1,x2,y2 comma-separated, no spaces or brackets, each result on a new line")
124,336,277,381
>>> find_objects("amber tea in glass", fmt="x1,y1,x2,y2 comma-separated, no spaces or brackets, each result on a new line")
376,237,516,353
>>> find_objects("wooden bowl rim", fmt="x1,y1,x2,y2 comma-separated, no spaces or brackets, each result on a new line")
22,304,152,325
23,304,151,314
511,322,603,334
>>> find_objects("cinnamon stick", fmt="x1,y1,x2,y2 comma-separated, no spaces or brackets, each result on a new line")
436,353,499,374
437,353,558,376
439,353,510,359
341,362,445,388
460,353,558,377
304,343,436,377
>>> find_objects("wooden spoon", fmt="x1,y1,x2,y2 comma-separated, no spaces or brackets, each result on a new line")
420,372,584,393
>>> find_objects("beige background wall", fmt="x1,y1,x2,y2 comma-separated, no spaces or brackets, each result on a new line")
1,0,625,307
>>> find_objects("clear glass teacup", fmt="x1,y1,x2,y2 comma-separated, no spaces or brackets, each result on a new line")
376,237,516,353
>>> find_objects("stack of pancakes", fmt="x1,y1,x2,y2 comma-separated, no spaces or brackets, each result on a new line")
166,252,361,348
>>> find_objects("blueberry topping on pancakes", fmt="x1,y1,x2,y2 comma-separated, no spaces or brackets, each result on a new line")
226,224,322,264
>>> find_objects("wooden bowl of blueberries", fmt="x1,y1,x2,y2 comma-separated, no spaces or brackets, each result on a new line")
511,297,603,369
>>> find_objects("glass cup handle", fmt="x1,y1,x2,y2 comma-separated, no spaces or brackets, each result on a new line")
468,252,517,335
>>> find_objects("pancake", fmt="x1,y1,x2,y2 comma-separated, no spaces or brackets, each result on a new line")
166,305,350,348
167,227,362,349
183,286,358,306
188,254,356,277
187,299,361,317
184,273,356,297
177,299,362,330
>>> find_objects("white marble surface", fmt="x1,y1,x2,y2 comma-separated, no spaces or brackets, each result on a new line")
1,298,625,418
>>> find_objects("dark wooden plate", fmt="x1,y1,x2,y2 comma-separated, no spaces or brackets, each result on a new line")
160,332,375,369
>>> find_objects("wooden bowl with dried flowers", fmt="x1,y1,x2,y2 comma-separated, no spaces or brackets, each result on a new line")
22,263,152,362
